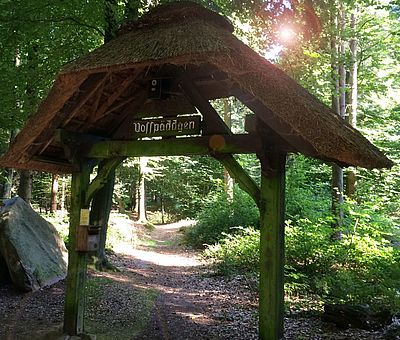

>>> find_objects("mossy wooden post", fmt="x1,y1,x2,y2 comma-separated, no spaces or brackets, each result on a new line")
63,161,92,335
258,152,286,340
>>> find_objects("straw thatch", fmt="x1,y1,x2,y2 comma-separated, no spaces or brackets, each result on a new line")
0,1,393,173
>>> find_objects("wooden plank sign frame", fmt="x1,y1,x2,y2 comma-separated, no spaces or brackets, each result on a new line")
132,115,201,138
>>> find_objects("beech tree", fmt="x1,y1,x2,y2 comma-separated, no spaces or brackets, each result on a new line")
0,0,105,199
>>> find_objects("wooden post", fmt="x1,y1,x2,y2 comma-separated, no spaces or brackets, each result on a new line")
258,152,286,340
63,161,92,336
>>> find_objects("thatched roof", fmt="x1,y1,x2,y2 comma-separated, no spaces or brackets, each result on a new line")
0,1,393,173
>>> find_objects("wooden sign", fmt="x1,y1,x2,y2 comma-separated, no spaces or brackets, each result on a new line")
132,116,201,138
79,209,90,225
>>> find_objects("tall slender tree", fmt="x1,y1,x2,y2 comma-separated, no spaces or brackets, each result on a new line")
346,5,358,197
223,98,234,199
330,0,346,232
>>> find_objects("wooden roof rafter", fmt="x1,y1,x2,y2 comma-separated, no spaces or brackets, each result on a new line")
88,70,141,124
111,86,149,139
27,72,109,160
87,78,107,120
232,86,320,157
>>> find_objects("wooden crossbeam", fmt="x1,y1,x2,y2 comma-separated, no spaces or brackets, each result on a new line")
88,80,106,118
178,74,232,135
32,155,77,169
246,115,296,153
86,134,262,158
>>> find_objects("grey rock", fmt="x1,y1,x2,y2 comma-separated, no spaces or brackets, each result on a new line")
0,197,68,291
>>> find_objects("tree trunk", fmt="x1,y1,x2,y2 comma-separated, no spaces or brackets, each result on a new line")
138,157,148,223
60,176,66,214
1,169,14,199
348,5,358,129
105,0,118,43
346,5,358,198
223,98,234,199
330,1,345,233
89,167,115,271
160,194,165,224
124,0,139,21
50,174,59,213
84,0,131,271
1,130,18,199
332,164,344,232
117,196,126,214
17,170,32,204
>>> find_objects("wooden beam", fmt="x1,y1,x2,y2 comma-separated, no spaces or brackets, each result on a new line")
111,88,148,139
88,79,106,118
86,135,262,158
258,152,286,340
32,155,75,168
233,87,319,156
89,72,139,124
213,153,260,207
85,157,123,206
35,73,108,156
245,115,295,153
178,74,232,135
63,161,92,336
102,95,136,117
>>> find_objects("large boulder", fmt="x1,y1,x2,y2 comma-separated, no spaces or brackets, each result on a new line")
0,197,68,291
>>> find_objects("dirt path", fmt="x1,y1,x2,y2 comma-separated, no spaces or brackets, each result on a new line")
109,221,259,340
0,217,391,339
0,219,259,340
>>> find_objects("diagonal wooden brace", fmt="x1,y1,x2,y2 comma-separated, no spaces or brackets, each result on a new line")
85,157,124,206
213,153,261,208
178,74,232,136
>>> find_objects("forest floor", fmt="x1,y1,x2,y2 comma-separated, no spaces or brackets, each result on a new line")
0,213,393,339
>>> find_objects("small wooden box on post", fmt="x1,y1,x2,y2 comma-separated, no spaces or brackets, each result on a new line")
76,224,101,252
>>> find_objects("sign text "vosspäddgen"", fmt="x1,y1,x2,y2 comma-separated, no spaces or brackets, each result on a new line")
132,116,201,138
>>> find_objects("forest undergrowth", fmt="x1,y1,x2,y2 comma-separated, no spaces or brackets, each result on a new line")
184,162,400,315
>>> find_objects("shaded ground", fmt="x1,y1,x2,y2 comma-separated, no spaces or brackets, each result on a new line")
0,215,392,339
